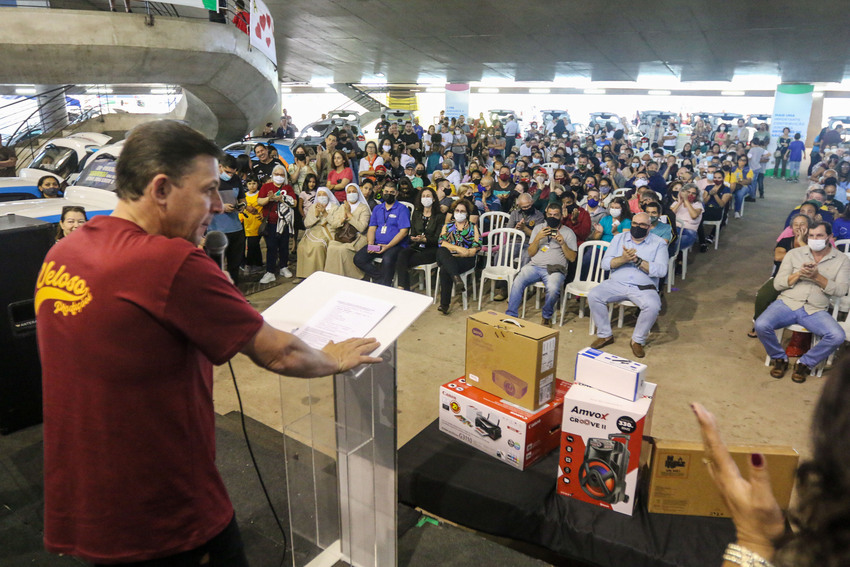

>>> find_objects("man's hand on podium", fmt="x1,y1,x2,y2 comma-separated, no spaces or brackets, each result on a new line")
323,337,383,373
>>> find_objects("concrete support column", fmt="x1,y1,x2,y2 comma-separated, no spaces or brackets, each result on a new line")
36,85,69,133
807,92,825,146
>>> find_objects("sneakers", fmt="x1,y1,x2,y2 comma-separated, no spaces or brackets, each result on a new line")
734,211,742,219
769,358,788,379
792,362,811,383
699,243,708,253
744,196,756,203
542,317,552,327
280,267,293,278
259,272,276,284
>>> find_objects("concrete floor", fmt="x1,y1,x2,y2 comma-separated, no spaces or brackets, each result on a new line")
213,173,822,466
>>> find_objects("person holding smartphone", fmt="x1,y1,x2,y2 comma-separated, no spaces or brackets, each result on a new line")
505,202,578,326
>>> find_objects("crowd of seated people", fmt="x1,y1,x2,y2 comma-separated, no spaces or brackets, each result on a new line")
204,114,850,365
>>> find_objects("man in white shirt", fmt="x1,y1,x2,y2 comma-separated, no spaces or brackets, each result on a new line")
662,122,679,153
519,137,534,158
747,138,769,199
504,115,520,155
734,118,750,144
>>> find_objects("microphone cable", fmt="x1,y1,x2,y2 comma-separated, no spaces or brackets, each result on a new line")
227,360,288,567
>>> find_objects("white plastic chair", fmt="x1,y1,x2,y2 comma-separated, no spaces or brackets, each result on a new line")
521,281,547,318
478,211,511,257
612,188,629,199
433,265,477,310
478,228,526,309
541,162,559,178
560,241,610,332
411,262,438,298
703,219,722,250
401,201,415,215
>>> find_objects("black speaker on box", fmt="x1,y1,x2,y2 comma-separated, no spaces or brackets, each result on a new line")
0,214,55,434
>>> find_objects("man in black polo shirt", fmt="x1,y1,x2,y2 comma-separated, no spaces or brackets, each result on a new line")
252,143,277,183
400,121,421,162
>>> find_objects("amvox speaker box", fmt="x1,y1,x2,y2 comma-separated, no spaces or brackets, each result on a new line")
0,214,54,434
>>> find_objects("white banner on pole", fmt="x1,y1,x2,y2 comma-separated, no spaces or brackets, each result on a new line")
445,84,469,120
250,0,277,66
766,84,814,174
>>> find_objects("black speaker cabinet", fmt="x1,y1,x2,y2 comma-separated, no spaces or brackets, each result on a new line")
0,214,55,434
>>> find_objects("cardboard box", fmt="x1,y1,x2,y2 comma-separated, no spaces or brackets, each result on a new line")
574,347,646,402
439,377,570,470
556,382,657,516
647,440,799,517
465,311,559,411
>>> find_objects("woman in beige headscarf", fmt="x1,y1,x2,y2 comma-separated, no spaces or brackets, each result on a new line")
324,183,372,278
295,187,338,280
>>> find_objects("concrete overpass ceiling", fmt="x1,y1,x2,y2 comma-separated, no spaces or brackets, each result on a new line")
269,0,849,85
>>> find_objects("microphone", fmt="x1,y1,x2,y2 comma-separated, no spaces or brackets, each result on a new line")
205,230,228,272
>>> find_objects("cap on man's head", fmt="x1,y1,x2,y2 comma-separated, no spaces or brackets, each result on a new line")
375,165,387,172
404,163,414,169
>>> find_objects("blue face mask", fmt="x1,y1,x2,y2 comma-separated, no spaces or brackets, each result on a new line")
220,172,232,181
532,158,540,164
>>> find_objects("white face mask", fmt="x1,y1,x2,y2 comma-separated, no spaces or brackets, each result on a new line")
809,238,827,252
634,178,649,188
273,175,286,185
609,208,622,218
317,195,329,206
454,212,467,223
382,145,391,152
421,197,434,208
347,192,359,203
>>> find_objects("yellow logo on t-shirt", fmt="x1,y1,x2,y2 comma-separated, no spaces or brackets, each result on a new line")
34,261,93,316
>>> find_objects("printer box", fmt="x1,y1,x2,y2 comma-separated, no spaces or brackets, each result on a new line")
647,440,799,517
465,311,559,411
439,377,570,470
556,382,657,516
574,347,646,402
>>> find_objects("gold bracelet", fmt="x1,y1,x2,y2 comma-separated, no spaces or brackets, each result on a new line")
722,543,775,567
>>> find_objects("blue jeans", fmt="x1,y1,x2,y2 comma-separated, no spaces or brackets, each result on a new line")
788,160,801,179
733,186,748,213
754,299,845,367
263,225,289,273
354,244,403,286
588,280,661,344
505,265,566,319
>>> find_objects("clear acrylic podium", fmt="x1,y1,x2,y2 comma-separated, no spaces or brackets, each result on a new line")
262,272,432,567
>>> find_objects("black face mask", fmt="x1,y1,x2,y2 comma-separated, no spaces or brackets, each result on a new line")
564,203,577,212
545,216,561,228
295,154,306,160
630,225,649,239
384,194,396,204
521,208,533,216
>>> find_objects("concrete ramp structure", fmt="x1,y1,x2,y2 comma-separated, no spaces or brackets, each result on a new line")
1,8,279,144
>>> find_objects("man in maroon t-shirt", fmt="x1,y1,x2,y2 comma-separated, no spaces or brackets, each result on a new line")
35,120,381,566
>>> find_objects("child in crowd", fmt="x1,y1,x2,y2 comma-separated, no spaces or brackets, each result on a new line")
787,133,806,183
240,176,265,274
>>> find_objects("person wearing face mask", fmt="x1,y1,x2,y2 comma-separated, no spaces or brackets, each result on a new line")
257,165,296,284
239,175,265,275
755,221,850,383
358,141,384,183
450,126,469,175
591,197,632,243
325,183,373,278
37,175,62,198
582,187,607,225
587,212,669,358
435,199,482,314
208,154,247,285
505,203,578,326
413,165,428,189
669,183,703,260
642,201,673,244
353,182,411,286
394,188,446,291
287,144,317,194
296,187,339,280
822,178,845,215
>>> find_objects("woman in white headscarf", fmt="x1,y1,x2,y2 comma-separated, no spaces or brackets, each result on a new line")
295,187,339,280
324,183,372,278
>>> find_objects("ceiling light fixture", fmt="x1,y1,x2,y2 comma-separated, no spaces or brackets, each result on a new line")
150,88,171,94
583,88,606,95
375,72,385,78
324,87,338,93
477,88,500,93
425,87,445,93
86,87,113,93
529,88,551,94
15,87,36,95
280,87,292,93
721,90,746,96
648,90,671,96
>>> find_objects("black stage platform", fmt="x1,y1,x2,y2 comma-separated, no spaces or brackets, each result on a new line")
398,420,737,567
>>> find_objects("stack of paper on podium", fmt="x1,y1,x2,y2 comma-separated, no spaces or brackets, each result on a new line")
263,272,431,567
